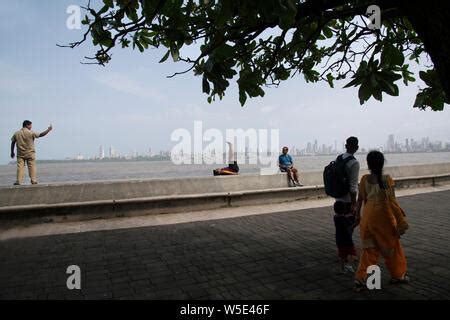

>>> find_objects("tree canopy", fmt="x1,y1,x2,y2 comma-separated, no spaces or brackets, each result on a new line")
65,0,450,110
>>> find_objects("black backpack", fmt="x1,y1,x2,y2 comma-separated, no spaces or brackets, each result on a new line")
323,154,355,198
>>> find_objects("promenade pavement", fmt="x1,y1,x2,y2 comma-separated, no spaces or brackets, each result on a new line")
0,190,449,300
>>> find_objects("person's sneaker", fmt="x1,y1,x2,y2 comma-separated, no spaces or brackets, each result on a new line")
295,181,304,187
13,182,20,186
31,181,38,185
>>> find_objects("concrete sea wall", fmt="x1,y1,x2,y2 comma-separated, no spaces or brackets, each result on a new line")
0,163,449,225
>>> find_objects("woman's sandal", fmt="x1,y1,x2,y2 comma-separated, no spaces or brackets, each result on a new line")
390,273,410,285
353,280,367,292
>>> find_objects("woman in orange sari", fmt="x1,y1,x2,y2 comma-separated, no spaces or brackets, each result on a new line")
353,151,409,291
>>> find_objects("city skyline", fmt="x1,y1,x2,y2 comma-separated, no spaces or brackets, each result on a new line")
61,134,450,162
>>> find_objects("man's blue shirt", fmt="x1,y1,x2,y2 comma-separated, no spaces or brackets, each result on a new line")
279,154,293,167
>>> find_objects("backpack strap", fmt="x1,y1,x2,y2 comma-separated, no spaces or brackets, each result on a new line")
336,154,354,163
343,155,355,163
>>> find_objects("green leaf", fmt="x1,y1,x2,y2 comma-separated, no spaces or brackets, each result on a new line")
103,0,114,8
381,44,405,67
343,76,362,88
159,50,170,63
413,87,446,111
276,0,296,29
274,68,290,81
373,87,383,101
81,15,90,25
135,41,144,52
239,89,247,106
379,79,399,96
413,91,426,109
170,47,179,61
430,91,445,110
216,1,234,28
126,6,139,22
120,38,130,48
98,4,110,15
322,26,333,39
257,87,265,97
142,0,158,17
358,81,372,105
214,43,235,60
419,70,438,86
326,73,334,88
202,76,210,94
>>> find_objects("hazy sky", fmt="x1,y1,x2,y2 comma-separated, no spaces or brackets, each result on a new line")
1,1,449,164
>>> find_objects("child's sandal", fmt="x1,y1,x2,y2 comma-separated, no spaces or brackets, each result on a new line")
353,280,367,292
390,273,410,284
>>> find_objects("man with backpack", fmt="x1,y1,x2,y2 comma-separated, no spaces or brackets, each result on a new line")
323,136,360,273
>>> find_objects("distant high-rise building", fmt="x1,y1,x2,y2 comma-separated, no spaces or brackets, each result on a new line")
109,146,117,158
99,145,105,159
387,134,395,152
422,137,430,150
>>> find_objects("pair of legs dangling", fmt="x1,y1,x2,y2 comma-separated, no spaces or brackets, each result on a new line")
280,166,303,186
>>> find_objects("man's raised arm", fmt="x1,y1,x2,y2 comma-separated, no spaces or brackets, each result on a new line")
39,124,53,138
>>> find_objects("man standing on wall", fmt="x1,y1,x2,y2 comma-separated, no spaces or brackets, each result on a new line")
10,120,53,185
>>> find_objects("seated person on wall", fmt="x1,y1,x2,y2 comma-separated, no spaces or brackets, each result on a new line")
213,142,239,176
278,146,303,186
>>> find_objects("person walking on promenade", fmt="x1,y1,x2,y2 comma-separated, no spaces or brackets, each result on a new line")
10,120,53,185
332,136,360,273
353,150,409,292
278,146,303,186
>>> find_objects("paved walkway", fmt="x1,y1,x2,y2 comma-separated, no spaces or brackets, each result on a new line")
1,190,450,300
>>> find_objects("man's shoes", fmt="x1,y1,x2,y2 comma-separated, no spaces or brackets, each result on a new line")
295,181,304,187
13,182,20,186
31,181,38,185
